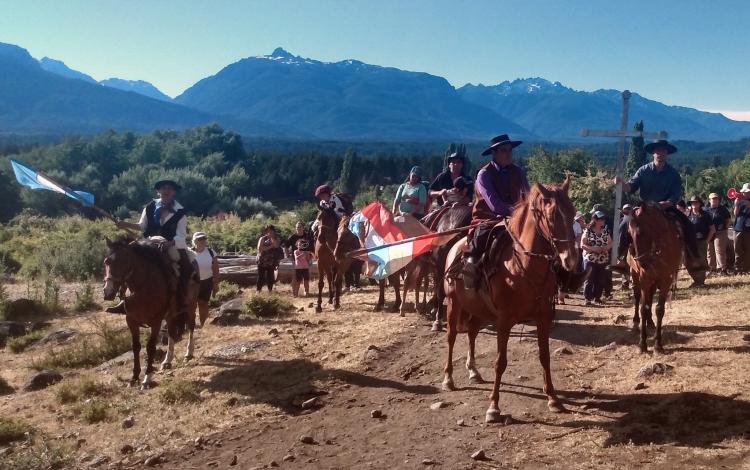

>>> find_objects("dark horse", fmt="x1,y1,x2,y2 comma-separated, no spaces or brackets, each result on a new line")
442,177,577,421
103,238,196,388
416,203,473,329
626,203,681,353
314,207,359,312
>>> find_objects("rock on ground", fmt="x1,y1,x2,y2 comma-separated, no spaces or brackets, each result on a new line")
23,369,63,391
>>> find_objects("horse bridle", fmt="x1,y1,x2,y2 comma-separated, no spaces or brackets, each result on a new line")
506,197,575,261
104,248,134,296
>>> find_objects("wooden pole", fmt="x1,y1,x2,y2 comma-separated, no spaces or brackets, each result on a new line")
611,90,631,263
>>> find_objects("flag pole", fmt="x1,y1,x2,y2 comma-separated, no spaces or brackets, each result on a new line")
346,222,485,259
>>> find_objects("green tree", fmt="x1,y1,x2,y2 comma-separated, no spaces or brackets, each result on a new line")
625,120,646,178
337,149,357,194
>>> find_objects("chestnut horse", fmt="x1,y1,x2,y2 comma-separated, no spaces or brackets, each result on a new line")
103,238,197,388
442,177,577,422
626,203,681,353
314,207,358,312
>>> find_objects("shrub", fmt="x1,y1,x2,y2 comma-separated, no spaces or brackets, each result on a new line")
55,378,114,404
233,196,278,218
76,401,109,424
3,438,72,470
243,293,294,318
0,417,31,445
0,279,8,321
6,330,44,353
208,280,241,308
73,283,99,312
159,380,201,404
0,376,14,395
25,278,63,315
32,321,131,370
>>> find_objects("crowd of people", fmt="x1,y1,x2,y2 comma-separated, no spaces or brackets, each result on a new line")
111,133,750,316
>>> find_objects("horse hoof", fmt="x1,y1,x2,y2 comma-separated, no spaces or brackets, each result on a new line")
431,321,442,332
160,363,172,371
373,306,383,313
548,400,566,413
399,310,406,317
315,306,323,313
654,346,665,354
485,409,503,423
184,355,193,361
441,379,456,392
469,374,484,384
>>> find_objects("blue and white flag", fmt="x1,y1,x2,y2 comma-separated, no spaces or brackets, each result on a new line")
10,159,94,207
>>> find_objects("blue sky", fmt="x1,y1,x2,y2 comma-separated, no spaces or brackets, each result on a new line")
2,0,750,118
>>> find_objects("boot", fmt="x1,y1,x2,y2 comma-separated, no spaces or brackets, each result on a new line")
105,300,126,315
463,256,481,290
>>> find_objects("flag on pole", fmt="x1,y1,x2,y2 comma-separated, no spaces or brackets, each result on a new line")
348,202,462,280
10,160,94,207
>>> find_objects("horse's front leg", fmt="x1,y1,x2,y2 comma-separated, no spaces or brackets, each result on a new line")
161,335,175,370
537,316,565,412
466,319,484,383
654,289,667,354
184,328,195,360
486,324,510,423
391,275,402,313
442,297,458,391
127,318,141,386
639,291,651,353
316,271,325,312
142,324,160,389
333,268,343,310
374,279,385,312
328,270,335,305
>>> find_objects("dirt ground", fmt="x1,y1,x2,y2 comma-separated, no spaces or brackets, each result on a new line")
2,272,750,469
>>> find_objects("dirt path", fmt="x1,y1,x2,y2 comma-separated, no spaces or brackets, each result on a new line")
156,278,750,470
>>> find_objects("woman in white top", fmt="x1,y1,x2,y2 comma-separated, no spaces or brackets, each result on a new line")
189,232,219,326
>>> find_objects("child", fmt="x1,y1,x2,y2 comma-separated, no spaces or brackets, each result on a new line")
293,239,314,297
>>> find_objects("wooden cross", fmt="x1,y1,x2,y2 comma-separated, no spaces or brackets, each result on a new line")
580,90,668,262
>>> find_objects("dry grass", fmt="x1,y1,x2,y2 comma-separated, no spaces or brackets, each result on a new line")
31,319,131,370
6,329,45,353
0,274,747,468
55,378,116,404
0,417,31,445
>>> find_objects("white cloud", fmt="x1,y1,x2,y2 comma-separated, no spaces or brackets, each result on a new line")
703,110,750,122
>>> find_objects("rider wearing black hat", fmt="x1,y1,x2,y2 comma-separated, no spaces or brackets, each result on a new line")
110,179,193,316
612,139,699,271
429,152,474,206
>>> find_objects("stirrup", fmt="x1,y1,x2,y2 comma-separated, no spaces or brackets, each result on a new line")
462,257,481,290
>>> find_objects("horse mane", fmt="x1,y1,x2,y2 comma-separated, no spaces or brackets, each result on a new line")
111,236,175,279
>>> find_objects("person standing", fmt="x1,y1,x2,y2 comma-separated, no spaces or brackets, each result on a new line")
464,134,529,289
573,211,585,272
189,232,219,326
581,211,612,306
734,183,750,274
256,225,281,292
687,196,715,287
393,166,428,219
293,239,314,297
707,192,731,275
286,221,314,295
111,179,191,316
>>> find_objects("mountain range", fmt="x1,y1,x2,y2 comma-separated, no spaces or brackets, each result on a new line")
2,42,749,142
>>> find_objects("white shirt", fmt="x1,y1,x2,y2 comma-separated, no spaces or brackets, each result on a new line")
190,247,214,280
137,199,187,249
319,195,348,220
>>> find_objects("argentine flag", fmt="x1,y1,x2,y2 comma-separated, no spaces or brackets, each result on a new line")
10,160,94,207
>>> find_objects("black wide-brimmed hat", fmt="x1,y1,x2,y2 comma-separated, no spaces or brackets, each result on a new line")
154,179,182,191
644,139,677,155
481,134,523,156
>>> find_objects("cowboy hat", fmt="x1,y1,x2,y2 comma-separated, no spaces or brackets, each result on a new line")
574,211,584,221
621,204,633,211
688,195,703,205
192,232,207,242
314,184,333,198
741,183,750,193
644,139,677,155
481,134,523,156
708,192,720,199
154,179,182,191
446,152,465,163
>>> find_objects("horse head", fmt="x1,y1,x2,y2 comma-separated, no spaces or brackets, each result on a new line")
628,202,664,269
103,237,136,301
526,175,578,271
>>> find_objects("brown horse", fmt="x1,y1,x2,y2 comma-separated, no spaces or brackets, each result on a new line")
314,207,358,312
626,203,682,353
103,238,196,388
442,177,577,422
